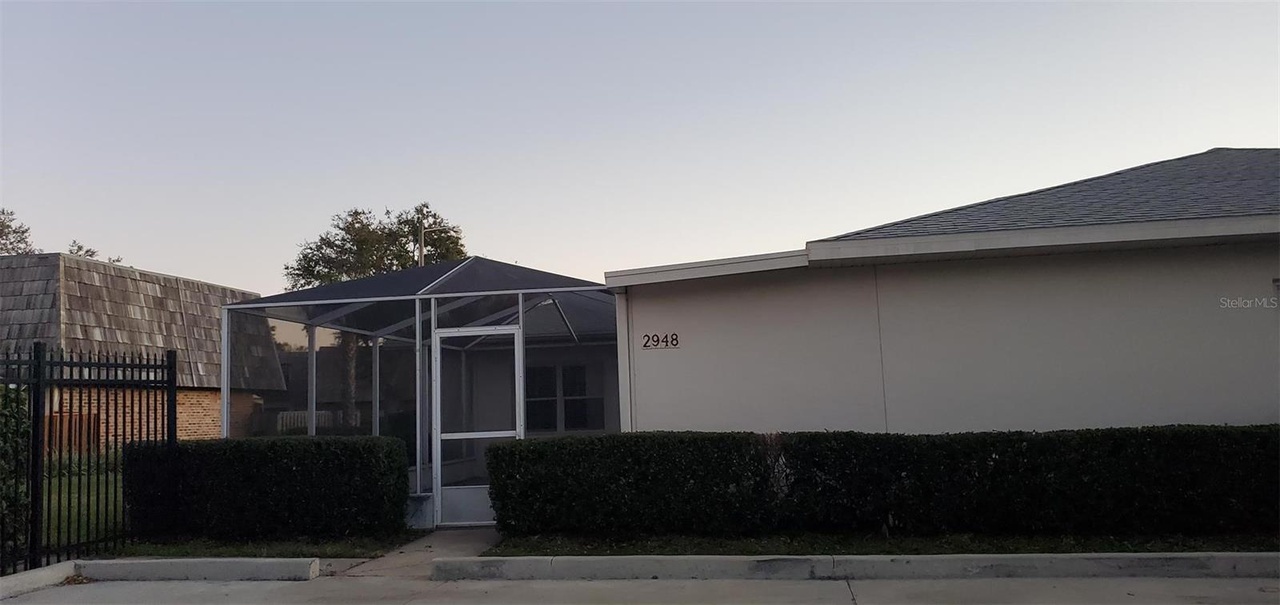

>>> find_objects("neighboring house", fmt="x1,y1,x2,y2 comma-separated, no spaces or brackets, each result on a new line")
0,253,284,439
606,147,1280,433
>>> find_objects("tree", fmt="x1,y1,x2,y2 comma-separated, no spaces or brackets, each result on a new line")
67,239,123,264
0,208,38,255
285,203,466,427
0,208,123,262
285,204,465,289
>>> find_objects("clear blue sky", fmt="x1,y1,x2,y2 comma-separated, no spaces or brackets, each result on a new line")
3,2,1276,296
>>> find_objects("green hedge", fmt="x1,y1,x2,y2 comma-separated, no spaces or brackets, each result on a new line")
0,385,31,565
123,436,408,540
488,432,775,536
780,426,1279,536
488,426,1279,537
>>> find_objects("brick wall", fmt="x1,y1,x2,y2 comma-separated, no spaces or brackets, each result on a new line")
48,387,258,444
176,389,221,440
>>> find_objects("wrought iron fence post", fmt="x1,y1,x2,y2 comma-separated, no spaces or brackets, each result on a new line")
26,342,45,570
165,350,178,446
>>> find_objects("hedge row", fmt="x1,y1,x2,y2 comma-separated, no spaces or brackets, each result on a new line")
0,385,30,565
781,426,1280,536
487,425,1280,537
488,432,776,536
123,436,408,540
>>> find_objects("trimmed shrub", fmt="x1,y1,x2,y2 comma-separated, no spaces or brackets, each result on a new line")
487,426,1279,537
780,425,1280,536
487,432,775,536
124,436,408,540
0,385,31,565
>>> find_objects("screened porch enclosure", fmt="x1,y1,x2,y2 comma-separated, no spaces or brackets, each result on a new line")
219,257,618,527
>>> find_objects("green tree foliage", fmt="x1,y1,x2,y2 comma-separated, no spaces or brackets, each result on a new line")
285,204,465,290
0,207,122,262
0,208,38,255
67,239,123,264
284,204,466,424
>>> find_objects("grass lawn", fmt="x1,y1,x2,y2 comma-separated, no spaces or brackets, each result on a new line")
112,530,429,559
484,533,1280,557
43,473,123,548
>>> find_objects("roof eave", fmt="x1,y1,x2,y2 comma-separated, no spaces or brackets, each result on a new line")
805,215,1280,266
604,250,808,288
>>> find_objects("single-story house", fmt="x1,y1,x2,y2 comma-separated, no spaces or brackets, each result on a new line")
605,147,1280,433
218,147,1276,529
0,253,284,440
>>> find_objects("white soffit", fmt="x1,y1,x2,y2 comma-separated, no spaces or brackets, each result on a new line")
603,216,1277,288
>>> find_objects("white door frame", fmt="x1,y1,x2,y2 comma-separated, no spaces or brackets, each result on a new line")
431,324,525,527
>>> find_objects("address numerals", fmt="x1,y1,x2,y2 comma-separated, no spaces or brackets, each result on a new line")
641,333,679,349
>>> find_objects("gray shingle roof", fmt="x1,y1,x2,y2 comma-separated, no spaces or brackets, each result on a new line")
0,253,284,390
822,148,1280,242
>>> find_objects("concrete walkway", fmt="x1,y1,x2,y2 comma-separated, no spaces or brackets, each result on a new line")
341,527,499,579
8,577,1280,604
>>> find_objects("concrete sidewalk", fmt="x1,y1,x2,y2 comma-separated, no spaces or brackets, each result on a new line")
341,527,499,578
8,577,1280,604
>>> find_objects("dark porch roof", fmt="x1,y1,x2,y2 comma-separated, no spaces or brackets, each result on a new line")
231,257,602,307
225,257,613,344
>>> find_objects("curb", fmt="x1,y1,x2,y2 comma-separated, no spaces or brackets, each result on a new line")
0,561,76,600
826,553,1280,580
0,558,320,599
76,558,320,582
431,555,827,581
430,552,1280,581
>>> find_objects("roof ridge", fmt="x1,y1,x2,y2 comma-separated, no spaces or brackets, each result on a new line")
465,255,604,285
818,147,1232,242
418,256,475,295
52,252,259,297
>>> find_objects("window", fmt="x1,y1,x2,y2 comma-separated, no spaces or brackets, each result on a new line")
525,364,604,432
526,366,558,431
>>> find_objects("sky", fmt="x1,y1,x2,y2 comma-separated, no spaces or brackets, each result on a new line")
2,2,1276,297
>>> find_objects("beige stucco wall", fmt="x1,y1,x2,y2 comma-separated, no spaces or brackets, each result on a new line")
625,266,888,432
623,242,1280,433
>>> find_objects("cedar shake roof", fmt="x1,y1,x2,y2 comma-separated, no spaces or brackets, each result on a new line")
822,148,1280,242
0,253,283,390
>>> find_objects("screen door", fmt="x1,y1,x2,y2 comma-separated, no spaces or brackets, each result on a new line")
431,326,523,526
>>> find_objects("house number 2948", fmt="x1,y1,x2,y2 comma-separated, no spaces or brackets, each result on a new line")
641,333,679,349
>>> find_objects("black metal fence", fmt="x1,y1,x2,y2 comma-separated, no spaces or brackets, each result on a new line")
0,342,177,576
